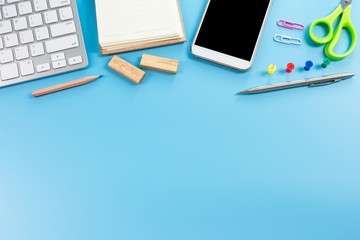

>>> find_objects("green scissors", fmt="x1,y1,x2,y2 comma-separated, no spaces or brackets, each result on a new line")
309,0,357,61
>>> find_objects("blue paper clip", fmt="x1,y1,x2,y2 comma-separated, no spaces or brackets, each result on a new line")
273,34,302,45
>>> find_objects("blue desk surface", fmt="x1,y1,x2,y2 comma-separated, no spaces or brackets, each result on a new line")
1,0,360,239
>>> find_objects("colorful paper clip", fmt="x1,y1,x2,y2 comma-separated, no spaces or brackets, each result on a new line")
277,20,305,31
273,34,302,45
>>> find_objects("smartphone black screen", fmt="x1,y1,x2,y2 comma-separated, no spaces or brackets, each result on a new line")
195,0,272,61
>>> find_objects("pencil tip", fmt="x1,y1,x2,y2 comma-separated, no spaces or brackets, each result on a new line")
99,75,103,78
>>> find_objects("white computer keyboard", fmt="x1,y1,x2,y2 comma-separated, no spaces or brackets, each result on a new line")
0,0,88,87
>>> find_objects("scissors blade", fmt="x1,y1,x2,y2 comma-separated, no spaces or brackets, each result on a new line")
342,0,352,9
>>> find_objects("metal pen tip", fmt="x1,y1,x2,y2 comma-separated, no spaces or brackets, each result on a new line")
237,90,250,95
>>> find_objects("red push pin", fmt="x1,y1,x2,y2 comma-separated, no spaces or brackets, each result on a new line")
286,62,295,73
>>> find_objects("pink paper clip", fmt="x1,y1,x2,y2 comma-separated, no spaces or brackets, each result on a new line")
277,19,305,31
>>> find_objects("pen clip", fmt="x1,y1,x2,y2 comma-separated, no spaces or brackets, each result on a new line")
308,79,341,87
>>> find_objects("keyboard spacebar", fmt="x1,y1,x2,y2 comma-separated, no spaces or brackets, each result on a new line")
45,35,79,54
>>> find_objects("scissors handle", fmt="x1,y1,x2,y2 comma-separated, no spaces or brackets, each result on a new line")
309,5,343,44
325,5,357,60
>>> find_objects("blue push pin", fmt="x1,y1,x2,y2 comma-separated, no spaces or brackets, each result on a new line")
304,60,313,71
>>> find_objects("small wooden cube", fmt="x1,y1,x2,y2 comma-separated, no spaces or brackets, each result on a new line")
140,54,179,74
108,55,146,84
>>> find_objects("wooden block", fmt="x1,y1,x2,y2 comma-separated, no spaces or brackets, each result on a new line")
108,55,146,84
140,54,179,74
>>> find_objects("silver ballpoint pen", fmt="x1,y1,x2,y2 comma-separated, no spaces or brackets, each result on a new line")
237,72,355,95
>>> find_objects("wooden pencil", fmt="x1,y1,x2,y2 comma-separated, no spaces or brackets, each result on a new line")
32,75,102,97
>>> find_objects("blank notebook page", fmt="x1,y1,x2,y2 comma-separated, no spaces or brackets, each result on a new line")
95,0,184,46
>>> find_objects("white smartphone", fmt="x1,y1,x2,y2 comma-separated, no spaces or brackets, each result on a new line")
191,0,274,71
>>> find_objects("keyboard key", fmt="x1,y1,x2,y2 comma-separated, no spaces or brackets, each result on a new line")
15,46,29,60
18,1,33,15
44,10,58,24
7,0,21,3
36,63,51,73
51,52,65,62
19,59,34,76
59,6,73,20
49,0,70,9
0,0,5,5
0,37,3,49
1,63,19,81
50,20,76,37
68,56,82,66
19,30,34,44
45,34,79,53
0,20,13,34
30,42,45,57
0,49,14,63
33,0,48,12
35,26,50,41
28,13,43,27
13,17,28,30
3,4,17,18
4,33,19,47
52,59,66,69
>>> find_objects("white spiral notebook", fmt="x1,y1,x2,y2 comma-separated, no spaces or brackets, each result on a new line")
94,0,186,55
